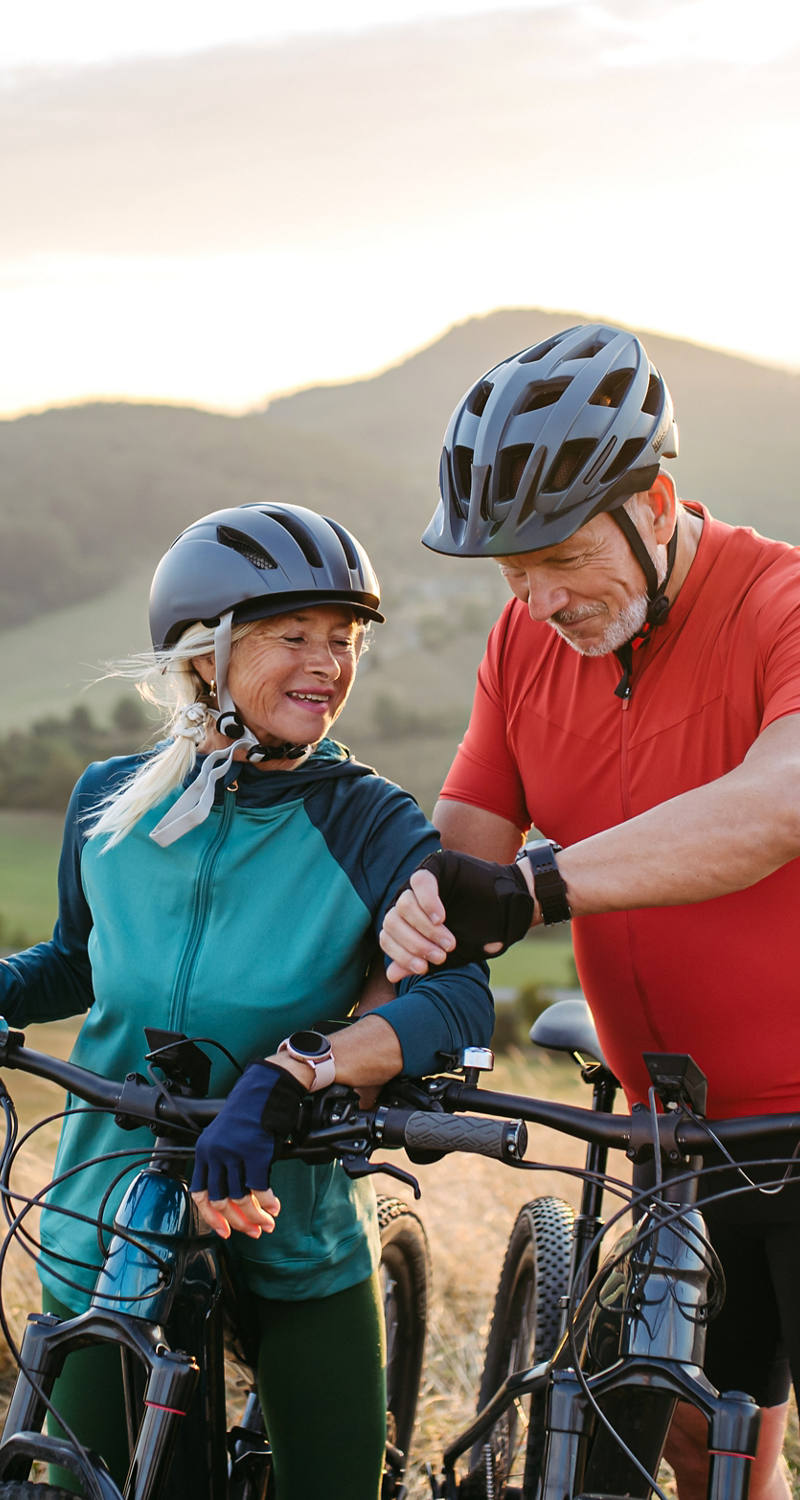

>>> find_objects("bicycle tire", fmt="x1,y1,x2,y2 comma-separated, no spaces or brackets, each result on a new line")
465,1196,574,1499
0,1485,75,1498
377,1194,430,1463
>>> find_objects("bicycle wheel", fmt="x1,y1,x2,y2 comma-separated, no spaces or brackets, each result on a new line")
378,1194,430,1462
465,1196,574,1499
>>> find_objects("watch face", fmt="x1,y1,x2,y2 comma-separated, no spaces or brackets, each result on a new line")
289,1030,330,1058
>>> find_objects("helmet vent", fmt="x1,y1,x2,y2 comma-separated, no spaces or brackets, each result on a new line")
578,338,610,360
517,380,568,414
453,445,474,501
544,439,597,494
325,517,359,569
601,438,648,484
589,370,634,408
465,379,493,417
265,509,324,568
516,449,548,524
642,372,664,416
216,525,278,571
518,335,561,365
497,444,533,502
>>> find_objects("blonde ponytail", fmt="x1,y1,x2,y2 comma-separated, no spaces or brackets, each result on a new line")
88,620,255,848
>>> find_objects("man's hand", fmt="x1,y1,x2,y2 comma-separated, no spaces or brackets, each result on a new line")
380,868,457,981
380,850,534,981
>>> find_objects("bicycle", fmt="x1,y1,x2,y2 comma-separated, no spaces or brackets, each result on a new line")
0,1020,475,1500
431,998,800,1500
3,1013,797,1500
0,1021,526,1500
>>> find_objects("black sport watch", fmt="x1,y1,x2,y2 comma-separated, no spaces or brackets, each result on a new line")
516,839,572,926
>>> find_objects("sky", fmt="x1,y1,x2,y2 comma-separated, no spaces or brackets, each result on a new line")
3,0,800,416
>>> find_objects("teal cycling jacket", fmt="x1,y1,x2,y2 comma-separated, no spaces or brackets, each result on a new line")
0,739,493,1307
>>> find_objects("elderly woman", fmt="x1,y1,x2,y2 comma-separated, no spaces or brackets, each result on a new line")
0,503,493,1500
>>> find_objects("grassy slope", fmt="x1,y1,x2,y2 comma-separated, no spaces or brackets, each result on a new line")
0,811,63,944
1,568,153,728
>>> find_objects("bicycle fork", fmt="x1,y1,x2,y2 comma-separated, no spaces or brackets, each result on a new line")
0,1306,200,1500
542,1365,760,1500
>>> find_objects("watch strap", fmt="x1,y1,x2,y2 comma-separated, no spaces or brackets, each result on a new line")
517,839,571,926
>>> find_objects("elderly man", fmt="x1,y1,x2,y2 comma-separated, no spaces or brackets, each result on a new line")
379,323,800,1500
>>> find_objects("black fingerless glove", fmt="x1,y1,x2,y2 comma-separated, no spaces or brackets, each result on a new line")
402,850,534,966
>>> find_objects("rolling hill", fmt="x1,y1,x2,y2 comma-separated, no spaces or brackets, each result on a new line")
2,306,798,813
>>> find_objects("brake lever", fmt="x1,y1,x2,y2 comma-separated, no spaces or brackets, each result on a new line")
340,1154,421,1199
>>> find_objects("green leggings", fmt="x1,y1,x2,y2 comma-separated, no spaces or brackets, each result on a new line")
43,1272,386,1499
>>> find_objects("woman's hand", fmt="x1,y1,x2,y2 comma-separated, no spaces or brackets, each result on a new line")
192,1186,282,1241
190,1060,305,1238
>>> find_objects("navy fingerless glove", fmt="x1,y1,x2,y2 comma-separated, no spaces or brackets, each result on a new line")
191,1060,306,1202
400,850,534,967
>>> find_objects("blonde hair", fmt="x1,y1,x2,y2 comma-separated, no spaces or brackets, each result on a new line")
88,619,257,848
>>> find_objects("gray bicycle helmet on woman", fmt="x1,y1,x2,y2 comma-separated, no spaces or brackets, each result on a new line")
147,503,383,848
423,322,678,559
150,501,384,652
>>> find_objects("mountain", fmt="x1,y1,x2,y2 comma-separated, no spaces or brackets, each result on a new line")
2,307,798,634
2,308,798,811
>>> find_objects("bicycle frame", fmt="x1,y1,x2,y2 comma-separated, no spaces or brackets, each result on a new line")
0,1130,264,1500
435,1012,766,1500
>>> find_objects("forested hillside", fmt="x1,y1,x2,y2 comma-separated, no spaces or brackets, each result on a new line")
3,308,798,635
2,307,798,815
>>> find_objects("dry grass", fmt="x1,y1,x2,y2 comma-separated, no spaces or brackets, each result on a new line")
1,1038,798,1497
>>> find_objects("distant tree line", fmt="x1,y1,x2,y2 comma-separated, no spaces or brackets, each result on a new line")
0,699,154,811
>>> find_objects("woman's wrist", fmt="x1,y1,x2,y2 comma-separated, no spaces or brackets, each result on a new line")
265,1052,315,1089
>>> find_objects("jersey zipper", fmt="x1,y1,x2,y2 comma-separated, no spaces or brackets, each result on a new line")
169,782,237,1036
619,686,633,819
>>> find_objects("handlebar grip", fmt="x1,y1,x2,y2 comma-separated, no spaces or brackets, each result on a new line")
402,1111,527,1162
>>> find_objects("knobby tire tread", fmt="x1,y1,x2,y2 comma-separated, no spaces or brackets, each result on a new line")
377,1193,430,1467
465,1195,574,1499
0,1485,76,1498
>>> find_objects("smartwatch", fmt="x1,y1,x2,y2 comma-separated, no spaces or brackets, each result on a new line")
516,839,572,926
277,1030,336,1092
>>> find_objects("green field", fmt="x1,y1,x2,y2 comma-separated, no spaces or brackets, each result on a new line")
488,931,578,993
0,811,63,946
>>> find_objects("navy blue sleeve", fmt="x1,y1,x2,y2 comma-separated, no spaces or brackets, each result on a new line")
371,964,494,1078
320,774,495,1075
0,758,138,1025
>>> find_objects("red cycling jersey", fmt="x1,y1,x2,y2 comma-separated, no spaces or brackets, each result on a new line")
440,504,800,1116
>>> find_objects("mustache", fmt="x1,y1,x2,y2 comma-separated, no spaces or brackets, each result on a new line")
550,605,606,626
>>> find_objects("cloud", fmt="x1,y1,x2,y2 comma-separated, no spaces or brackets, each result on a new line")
3,2,799,411
5,4,796,263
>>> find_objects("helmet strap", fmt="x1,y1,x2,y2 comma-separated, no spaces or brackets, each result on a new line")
610,505,679,628
610,509,679,702
211,613,309,762
149,612,309,848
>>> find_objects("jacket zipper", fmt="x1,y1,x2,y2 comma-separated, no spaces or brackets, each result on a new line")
169,784,236,1036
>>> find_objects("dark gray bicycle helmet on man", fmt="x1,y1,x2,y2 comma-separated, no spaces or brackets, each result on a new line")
423,323,679,626
148,503,384,846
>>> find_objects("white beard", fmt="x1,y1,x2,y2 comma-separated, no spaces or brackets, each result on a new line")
551,592,650,657
550,533,669,657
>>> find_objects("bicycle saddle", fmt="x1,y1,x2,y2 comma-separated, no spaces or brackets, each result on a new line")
530,998,608,1067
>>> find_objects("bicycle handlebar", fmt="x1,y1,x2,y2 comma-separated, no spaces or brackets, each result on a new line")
1,1023,799,1168
0,1027,528,1166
